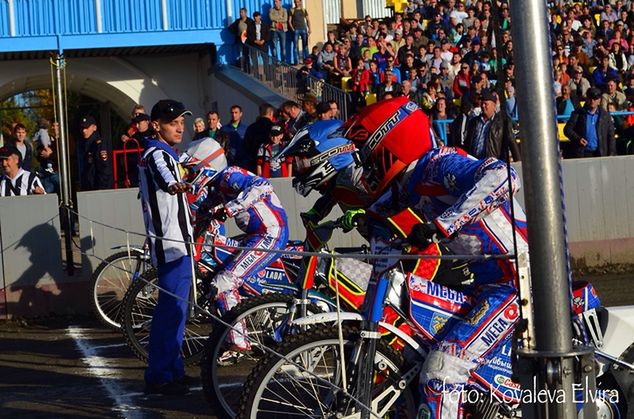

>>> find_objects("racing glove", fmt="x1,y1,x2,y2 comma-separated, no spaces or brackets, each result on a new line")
407,222,441,247
341,209,366,232
211,207,229,222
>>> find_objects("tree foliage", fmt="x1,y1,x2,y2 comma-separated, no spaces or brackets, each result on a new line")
0,88,80,143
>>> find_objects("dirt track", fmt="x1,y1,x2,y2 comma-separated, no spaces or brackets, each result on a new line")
0,319,215,419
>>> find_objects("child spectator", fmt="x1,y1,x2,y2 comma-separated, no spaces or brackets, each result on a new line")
296,57,323,94
121,104,146,144
257,123,292,178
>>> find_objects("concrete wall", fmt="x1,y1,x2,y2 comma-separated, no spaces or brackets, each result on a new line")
0,194,66,319
76,178,363,268
210,66,288,124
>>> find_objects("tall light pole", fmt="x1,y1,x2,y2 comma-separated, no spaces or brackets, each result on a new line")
508,1,596,417
54,53,74,275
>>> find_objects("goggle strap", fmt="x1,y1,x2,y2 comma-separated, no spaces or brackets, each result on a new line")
193,146,225,173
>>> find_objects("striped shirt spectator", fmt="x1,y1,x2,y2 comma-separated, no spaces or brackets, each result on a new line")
0,146,45,196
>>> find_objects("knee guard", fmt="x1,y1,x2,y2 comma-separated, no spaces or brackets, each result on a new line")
214,270,242,314
421,349,475,384
419,350,476,419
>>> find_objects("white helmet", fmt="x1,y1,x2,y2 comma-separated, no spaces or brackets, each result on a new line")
179,137,227,186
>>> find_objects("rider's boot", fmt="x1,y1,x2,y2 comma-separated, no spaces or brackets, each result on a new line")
215,271,251,352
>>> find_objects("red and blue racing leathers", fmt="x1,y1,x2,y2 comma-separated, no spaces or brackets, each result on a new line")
374,147,528,419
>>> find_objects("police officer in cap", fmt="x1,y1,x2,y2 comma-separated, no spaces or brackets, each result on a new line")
80,116,113,190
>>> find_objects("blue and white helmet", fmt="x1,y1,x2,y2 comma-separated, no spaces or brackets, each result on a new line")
278,120,358,196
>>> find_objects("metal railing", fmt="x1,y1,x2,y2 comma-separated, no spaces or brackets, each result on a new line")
241,44,351,120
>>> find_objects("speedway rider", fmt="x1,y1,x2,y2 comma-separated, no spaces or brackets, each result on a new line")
180,137,289,350
342,97,528,419
276,119,370,247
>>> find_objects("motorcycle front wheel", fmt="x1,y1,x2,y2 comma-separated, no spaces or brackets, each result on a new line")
237,324,417,419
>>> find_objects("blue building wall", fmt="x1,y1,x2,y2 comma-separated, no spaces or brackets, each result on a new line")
0,0,232,53
0,0,296,61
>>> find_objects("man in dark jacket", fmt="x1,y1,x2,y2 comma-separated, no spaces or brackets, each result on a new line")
449,98,473,149
79,116,113,190
243,103,274,172
247,12,271,77
6,123,33,172
247,11,270,52
563,87,616,158
464,91,521,162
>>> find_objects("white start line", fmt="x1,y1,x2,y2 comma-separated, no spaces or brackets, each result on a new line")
66,326,144,418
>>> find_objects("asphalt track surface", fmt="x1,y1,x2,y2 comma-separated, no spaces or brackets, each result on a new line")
1,273,633,419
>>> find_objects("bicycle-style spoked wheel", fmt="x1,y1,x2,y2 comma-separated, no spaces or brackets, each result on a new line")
201,293,322,419
91,249,150,329
120,268,214,365
237,325,417,419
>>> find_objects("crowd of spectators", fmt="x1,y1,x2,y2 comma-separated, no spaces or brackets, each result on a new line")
233,0,634,158
6,0,634,198
0,119,62,196
184,97,340,177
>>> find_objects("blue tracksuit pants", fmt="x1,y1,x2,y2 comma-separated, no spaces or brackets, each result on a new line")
145,255,193,385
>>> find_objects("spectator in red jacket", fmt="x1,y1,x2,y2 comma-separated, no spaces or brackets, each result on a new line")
452,62,471,99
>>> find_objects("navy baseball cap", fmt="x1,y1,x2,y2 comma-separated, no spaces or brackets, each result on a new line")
586,87,602,100
79,115,97,128
270,124,284,136
151,99,192,122
480,90,497,102
0,145,21,161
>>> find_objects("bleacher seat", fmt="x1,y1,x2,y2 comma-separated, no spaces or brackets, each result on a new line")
365,92,377,105
558,122,569,141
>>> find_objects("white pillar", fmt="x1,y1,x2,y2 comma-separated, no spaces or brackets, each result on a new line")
95,0,103,33
8,0,15,37
226,0,233,21
161,0,168,31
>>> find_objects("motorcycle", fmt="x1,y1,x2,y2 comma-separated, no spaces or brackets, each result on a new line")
236,240,634,418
